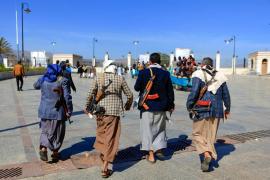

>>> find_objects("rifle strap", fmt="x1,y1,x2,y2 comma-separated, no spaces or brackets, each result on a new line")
149,68,153,78
198,70,214,100
100,73,105,91
203,70,208,84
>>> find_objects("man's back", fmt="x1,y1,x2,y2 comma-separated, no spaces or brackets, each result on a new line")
134,67,174,111
87,73,133,117
13,64,24,76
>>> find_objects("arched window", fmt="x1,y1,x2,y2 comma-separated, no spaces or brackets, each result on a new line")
261,59,268,75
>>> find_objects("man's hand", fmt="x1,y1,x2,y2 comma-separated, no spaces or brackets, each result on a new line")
66,112,71,118
83,108,89,114
169,108,174,117
224,111,230,120
124,103,131,111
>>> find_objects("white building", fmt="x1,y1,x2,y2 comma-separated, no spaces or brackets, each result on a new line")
248,51,270,75
139,53,150,64
53,54,82,67
31,51,49,67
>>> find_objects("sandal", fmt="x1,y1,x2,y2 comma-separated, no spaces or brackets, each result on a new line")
146,155,156,164
101,169,113,178
201,157,211,172
155,152,166,161
39,150,48,162
51,152,60,163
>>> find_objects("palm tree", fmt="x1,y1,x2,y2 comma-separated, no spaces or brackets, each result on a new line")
0,37,13,55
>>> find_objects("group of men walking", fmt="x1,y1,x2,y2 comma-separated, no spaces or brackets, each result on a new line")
32,52,230,178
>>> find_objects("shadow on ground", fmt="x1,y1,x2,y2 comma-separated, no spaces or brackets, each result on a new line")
60,137,96,160
114,134,191,172
0,122,39,133
211,142,236,171
61,134,235,172
72,110,85,116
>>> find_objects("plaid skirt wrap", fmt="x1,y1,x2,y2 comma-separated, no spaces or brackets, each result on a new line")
85,73,133,117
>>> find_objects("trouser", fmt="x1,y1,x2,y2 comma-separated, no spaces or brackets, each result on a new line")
40,119,66,152
94,115,121,163
192,117,220,160
15,76,23,90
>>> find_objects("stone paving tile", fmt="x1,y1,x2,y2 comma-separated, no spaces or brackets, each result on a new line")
0,136,27,166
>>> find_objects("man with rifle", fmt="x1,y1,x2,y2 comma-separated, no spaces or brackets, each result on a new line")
134,53,175,163
85,60,133,178
186,57,231,172
33,64,73,162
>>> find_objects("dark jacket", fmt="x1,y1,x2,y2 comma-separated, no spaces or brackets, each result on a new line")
186,76,231,120
34,77,73,120
134,67,175,112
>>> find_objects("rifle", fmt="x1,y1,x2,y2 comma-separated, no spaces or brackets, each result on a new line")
138,68,156,111
54,88,73,124
85,76,112,116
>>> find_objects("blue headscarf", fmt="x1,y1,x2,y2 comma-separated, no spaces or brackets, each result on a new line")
42,64,61,83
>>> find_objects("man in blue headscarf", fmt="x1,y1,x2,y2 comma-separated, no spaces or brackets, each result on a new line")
33,64,73,162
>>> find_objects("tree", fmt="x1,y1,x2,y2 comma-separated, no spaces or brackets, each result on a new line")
0,37,13,56
159,53,170,67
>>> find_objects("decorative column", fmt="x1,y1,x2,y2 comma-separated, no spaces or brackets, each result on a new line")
3,58,8,68
92,57,96,67
215,51,221,71
232,56,236,75
127,52,132,71
170,51,174,67
104,52,109,62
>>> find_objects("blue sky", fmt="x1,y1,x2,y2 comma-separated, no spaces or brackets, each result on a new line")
1,0,270,65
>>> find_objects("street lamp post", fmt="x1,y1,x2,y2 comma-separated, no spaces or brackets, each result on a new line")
92,38,98,66
133,40,139,60
15,10,19,60
21,2,31,62
225,35,236,75
92,38,98,58
51,42,56,53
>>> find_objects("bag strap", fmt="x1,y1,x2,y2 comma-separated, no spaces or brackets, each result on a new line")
203,70,208,83
100,73,105,91
197,70,215,100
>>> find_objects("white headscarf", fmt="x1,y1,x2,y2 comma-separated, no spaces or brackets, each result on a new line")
192,66,228,94
103,60,117,73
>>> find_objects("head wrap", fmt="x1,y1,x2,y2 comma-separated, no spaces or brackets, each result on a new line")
103,60,117,73
201,57,213,69
42,64,61,83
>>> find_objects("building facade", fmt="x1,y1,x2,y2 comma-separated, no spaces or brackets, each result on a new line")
30,51,50,67
53,54,83,67
248,51,270,75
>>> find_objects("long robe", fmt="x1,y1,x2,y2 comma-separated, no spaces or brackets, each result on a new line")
140,112,167,152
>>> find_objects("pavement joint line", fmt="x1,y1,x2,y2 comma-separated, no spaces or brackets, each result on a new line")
10,82,38,162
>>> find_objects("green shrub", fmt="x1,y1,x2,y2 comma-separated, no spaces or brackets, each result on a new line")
25,67,46,72
0,64,12,72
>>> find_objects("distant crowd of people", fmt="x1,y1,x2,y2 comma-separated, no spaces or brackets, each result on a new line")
77,64,96,78
173,55,197,78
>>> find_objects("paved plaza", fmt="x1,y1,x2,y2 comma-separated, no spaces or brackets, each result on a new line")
0,74,270,180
